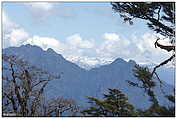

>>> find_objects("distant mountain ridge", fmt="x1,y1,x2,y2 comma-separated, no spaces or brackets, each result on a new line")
3,44,174,109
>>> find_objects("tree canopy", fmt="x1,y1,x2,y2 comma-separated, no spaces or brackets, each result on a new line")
81,89,137,117
111,2,175,39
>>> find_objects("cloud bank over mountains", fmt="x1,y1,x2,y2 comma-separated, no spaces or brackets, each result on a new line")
2,2,172,67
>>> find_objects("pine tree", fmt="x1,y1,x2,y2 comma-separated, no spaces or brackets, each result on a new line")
127,65,175,117
81,88,137,117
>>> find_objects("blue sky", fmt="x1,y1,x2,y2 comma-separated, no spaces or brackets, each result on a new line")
2,2,172,67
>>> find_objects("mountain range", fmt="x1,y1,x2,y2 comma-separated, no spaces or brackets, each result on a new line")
3,44,175,109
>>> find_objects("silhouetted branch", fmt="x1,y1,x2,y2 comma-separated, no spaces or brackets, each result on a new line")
152,54,175,77
155,38,175,52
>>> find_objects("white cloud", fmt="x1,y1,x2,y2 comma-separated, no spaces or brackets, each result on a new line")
24,2,57,23
21,34,95,60
103,33,120,41
9,28,29,46
24,36,64,53
2,12,172,67
97,33,136,59
66,34,94,49
136,33,171,64
2,11,15,30
25,2,54,11
94,32,172,66
2,12,29,48
24,2,76,23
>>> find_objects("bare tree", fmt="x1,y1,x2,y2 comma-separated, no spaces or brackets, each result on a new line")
2,54,79,116
44,97,79,116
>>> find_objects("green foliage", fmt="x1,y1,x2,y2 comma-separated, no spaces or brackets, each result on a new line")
133,65,156,89
82,89,137,117
127,65,159,108
138,104,175,117
128,65,175,117
82,65,175,117
165,95,175,103
111,2,175,39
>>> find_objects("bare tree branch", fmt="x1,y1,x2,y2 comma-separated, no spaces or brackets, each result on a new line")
152,54,175,76
155,38,175,52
